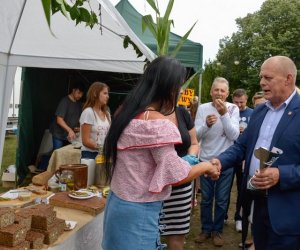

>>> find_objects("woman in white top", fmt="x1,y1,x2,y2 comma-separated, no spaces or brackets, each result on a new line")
80,82,110,159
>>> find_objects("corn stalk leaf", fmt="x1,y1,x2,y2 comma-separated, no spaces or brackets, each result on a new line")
182,70,201,91
142,15,157,37
145,0,160,15
171,21,197,57
163,0,174,23
160,19,172,55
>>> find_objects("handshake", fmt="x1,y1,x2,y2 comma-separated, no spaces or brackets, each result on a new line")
181,154,221,181
205,159,221,180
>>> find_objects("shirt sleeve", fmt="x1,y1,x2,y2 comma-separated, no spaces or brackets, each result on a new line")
220,104,240,141
178,106,194,130
195,105,210,140
79,108,95,125
148,144,191,193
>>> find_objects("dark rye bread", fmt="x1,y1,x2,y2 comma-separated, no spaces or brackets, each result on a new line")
31,218,65,245
14,209,32,231
25,230,45,250
0,224,27,247
0,240,30,250
0,208,15,229
29,207,56,231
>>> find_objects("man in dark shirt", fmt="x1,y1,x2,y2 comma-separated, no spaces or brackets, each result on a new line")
228,89,253,232
50,82,84,150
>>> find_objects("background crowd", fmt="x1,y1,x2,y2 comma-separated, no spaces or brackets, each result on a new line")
48,55,299,250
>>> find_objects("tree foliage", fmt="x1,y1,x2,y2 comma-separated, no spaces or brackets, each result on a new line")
41,0,199,94
202,0,300,104
42,0,99,30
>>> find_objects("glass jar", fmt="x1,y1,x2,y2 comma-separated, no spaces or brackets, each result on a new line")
59,170,74,191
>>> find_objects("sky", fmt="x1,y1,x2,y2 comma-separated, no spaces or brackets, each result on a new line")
110,0,266,63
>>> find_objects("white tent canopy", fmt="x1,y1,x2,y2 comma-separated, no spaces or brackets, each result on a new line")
0,0,155,171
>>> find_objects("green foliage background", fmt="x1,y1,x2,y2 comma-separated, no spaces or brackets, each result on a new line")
202,0,300,105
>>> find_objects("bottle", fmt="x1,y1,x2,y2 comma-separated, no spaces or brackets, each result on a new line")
95,144,108,188
95,144,105,165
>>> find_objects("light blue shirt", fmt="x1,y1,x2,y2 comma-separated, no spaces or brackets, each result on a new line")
249,90,296,176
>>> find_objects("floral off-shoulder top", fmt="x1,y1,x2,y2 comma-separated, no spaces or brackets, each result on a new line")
110,118,191,202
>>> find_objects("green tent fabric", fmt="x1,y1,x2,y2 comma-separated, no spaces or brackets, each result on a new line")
16,68,137,183
115,0,203,70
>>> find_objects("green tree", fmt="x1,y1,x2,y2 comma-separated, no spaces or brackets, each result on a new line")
202,0,300,103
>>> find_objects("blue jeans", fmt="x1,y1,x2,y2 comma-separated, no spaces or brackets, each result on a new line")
52,136,69,150
200,167,234,233
102,192,166,250
81,150,98,159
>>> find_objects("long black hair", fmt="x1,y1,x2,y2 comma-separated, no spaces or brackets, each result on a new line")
104,56,186,181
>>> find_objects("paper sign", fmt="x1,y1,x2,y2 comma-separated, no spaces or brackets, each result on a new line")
177,88,195,106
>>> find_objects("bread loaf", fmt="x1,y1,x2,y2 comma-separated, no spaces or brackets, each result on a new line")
25,230,44,250
31,210,57,231
0,208,15,229
32,218,65,245
0,224,27,247
14,209,32,231
0,240,30,250
32,171,53,186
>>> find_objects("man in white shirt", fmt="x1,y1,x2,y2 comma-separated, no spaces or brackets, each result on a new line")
194,77,239,247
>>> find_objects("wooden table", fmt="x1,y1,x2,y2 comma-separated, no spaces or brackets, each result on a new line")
49,206,104,250
0,189,105,250
0,188,52,207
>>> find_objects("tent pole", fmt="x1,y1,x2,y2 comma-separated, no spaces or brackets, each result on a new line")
198,73,202,104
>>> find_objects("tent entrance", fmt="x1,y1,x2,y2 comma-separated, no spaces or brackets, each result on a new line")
17,67,138,182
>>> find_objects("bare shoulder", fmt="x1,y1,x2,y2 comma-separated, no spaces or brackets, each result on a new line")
147,110,166,120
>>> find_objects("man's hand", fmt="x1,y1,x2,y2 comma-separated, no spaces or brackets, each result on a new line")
251,168,280,189
205,159,221,180
67,129,76,141
206,114,218,127
73,127,80,133
206,164,220,180
210,158,222,172
214,99,227,116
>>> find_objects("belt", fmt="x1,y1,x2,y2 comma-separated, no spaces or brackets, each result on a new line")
247,189,268,199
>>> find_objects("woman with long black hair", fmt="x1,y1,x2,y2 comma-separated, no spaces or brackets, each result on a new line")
102,56,220,250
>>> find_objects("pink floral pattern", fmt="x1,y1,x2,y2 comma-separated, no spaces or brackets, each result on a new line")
111,119,191,202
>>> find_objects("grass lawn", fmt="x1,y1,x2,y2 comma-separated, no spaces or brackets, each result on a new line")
0,133,17,192
1,134,17,170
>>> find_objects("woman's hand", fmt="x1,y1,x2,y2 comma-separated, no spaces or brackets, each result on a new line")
204,161,221,180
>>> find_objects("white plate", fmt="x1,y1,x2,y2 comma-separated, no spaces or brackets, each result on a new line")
68,191,94,200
